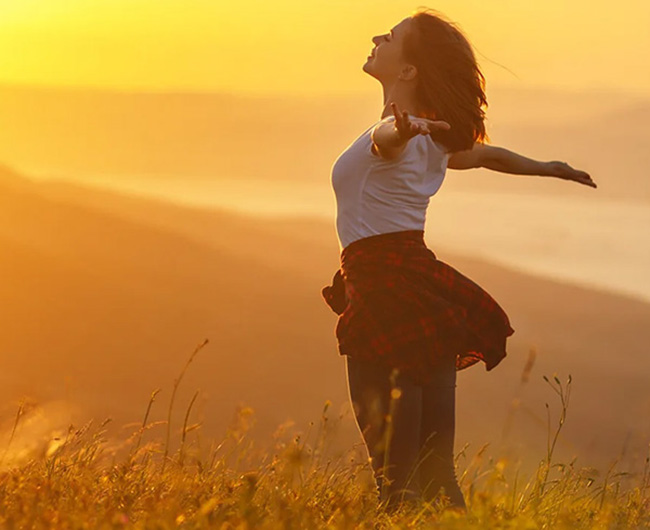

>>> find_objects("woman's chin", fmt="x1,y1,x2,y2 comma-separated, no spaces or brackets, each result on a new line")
362,63,380,80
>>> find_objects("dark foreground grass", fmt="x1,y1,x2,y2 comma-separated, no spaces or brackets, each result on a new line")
1,340,648,529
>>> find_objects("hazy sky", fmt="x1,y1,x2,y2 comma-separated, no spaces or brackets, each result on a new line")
0,0,648,95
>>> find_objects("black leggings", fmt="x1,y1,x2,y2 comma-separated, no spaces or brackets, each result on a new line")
345,352,466,510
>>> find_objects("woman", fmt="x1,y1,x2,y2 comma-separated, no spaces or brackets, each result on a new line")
321,8,596,514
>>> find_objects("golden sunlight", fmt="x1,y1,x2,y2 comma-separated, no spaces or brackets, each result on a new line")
0,0,647,94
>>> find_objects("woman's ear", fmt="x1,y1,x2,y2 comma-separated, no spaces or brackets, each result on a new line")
399,64,418,81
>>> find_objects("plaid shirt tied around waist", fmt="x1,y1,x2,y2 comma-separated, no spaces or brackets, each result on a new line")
321,230,515,385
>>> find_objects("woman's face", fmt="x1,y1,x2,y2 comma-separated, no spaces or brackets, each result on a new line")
363,17,414,83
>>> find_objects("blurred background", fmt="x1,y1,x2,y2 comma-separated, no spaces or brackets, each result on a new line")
0,0,648,481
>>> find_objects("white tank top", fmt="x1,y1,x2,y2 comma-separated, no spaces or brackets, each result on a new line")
331,116,450,250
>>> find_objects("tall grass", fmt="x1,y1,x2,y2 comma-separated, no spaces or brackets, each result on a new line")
0,341,648,528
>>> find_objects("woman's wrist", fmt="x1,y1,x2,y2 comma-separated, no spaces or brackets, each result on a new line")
542,161,560,177
372,120,408,150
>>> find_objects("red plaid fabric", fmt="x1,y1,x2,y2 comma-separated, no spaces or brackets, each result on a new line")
321,230,515,386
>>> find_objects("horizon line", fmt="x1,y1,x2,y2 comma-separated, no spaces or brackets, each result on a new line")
0,80,647,100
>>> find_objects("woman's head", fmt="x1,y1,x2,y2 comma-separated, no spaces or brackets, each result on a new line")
364,9,489,153
364,17,417,87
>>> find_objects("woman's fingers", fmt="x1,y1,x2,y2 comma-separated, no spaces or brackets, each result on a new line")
426,119,451,130
391,102,414,128
566,166,596,188
400,109,412,133
391,102,402,127
576,176,597,188
389,102,452,138
391,103,407,135
411,116,451,132
553,161,597,188
578,174,597,188
391,102,416,139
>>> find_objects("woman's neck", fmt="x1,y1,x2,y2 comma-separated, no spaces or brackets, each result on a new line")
380,80,420,119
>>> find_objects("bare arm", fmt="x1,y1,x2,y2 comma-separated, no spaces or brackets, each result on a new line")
448,143,596,188
449,143,546,174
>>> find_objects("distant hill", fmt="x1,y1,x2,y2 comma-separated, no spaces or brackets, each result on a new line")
0,83,647,203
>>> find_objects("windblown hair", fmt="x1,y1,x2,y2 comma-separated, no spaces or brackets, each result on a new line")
403,8,489,153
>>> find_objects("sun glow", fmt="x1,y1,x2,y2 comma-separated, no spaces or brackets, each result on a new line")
0,0,647,95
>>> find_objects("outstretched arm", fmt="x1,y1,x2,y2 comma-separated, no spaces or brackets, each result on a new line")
447,143,596,188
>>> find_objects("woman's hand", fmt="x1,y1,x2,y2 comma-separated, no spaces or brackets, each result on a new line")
371,101,451,161
390,101,451,142
547,161,597,188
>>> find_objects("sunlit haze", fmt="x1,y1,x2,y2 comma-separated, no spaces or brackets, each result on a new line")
0,0,648,95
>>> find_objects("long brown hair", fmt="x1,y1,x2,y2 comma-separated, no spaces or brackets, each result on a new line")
403,8,489,153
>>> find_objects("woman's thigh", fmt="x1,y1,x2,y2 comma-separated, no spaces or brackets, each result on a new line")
345,355,386,456
344,356,423,468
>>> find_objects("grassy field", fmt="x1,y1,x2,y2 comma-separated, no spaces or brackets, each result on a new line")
1,340,648,529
